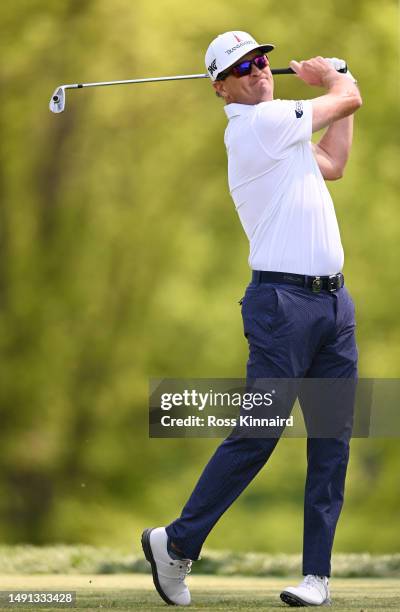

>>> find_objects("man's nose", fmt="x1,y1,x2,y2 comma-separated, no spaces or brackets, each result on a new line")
251,62,263,76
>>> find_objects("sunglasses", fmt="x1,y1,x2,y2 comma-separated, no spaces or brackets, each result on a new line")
218,54,269,80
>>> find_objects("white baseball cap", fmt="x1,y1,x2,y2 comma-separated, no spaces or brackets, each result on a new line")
205,31,275,81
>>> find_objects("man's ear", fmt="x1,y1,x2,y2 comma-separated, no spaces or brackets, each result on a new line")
212,81,225,99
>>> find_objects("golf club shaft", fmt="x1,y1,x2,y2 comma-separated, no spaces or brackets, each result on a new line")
51,68,299,102
49,65,347,112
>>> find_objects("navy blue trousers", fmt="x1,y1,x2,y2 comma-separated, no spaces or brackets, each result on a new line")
166,281,358,576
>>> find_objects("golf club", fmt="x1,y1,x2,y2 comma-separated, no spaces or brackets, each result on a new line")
49,64,348,114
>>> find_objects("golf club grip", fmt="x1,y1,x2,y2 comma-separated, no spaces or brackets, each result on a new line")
272,66,347,75
272,68,295,75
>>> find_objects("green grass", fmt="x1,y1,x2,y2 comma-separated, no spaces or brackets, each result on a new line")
0,575,399,611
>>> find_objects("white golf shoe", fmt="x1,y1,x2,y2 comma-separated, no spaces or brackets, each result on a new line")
280,575,331,606
141,527,192,606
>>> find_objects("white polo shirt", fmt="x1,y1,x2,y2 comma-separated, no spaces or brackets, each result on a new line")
224,100,344,276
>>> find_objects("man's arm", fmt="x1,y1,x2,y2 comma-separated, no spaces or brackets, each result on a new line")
311,115,353,180
290,57,361,180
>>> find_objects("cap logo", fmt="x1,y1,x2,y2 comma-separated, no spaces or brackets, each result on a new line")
233,33,242,43
225,39,254,55
208,59,218,76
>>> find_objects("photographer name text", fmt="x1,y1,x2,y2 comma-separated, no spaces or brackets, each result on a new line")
160,415,294,428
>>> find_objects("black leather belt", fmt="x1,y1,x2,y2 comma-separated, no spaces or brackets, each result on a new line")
252,270,344,293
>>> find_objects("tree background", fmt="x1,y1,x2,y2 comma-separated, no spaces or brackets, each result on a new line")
0,0,399,554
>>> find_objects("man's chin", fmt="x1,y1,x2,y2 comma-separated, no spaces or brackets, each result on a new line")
255,82,272,99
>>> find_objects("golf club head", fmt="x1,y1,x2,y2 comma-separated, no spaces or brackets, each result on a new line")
49,86,66,113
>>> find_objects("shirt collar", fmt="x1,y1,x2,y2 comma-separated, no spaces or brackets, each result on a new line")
224,103,256,119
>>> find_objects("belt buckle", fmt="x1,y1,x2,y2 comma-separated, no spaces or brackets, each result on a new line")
312,277,322,293
328,274,337,292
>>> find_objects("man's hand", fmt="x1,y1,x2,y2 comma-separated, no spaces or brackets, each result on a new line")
290,57,339,88
290,57,357,88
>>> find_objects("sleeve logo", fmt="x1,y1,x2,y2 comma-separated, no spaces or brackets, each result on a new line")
295,101,304,118
208,59,218,76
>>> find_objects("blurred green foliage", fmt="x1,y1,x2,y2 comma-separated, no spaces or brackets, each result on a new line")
1,545,399,577
0,0,399,553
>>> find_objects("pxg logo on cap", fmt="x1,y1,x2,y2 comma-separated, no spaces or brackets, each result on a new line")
205,31,275,81
208,59,218,77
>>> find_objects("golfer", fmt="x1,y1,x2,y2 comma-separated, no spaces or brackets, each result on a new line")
142,31,362,607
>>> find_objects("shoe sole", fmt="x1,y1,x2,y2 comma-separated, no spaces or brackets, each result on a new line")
280,591,307,607
141,528,177,606
280,591,331,607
